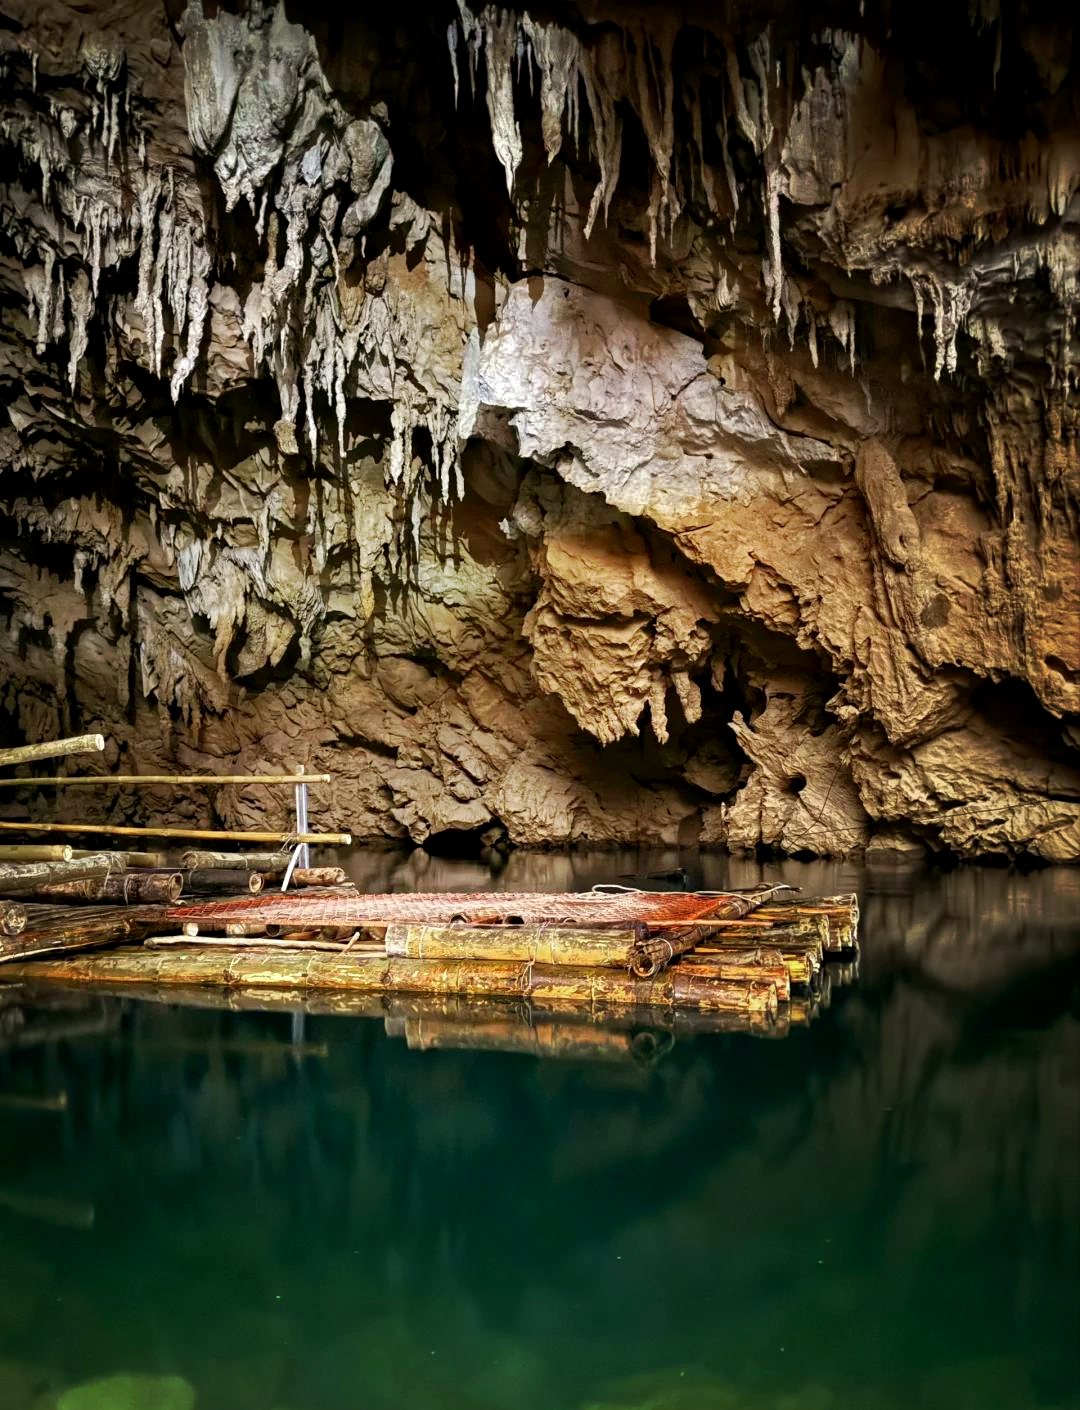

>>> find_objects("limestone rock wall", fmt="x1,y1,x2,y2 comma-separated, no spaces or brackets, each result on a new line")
0,0,1077,859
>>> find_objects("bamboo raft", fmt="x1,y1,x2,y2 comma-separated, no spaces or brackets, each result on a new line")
0,858,859,1039
0,734,858,1043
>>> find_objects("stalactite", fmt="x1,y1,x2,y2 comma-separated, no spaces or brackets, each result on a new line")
521,16,581,166
648,671,670,745
906,270,973,380
578,42,623,239
448,21,460,106
169,241,210,402
626,18,679,263
66,270,94,391
828,301,858,375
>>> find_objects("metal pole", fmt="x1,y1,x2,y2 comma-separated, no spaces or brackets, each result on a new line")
294,765,310,870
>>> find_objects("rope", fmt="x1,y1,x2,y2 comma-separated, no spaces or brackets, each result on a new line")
280,842,304,893
519,958,535,995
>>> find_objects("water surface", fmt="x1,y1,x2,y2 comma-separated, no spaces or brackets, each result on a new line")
0,854,1077,1410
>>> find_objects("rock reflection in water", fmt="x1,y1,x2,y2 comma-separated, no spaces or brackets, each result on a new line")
0,857,1075,1410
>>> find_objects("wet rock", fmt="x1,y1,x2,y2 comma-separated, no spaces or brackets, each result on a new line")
865,829,928,861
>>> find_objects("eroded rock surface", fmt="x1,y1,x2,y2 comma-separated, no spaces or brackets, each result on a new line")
0,0,1077,859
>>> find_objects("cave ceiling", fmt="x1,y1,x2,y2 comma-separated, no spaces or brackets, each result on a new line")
0,0,1077,861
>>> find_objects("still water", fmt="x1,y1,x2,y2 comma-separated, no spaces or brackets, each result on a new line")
0,852,1077,1410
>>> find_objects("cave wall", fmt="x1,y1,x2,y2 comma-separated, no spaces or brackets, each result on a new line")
0,0,1077,860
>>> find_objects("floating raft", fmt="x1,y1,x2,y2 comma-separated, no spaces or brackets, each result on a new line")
0,873,860,1037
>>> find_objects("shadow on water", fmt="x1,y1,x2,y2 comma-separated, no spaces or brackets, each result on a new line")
0,852,1077,1410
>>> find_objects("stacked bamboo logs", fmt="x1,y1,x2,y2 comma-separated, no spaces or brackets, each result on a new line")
0,880,860,1039
0,848,297,962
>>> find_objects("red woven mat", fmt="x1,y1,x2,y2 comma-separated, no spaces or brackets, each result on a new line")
166,890,731,929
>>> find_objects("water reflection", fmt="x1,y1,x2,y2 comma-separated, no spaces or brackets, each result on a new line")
0,854,1076,1410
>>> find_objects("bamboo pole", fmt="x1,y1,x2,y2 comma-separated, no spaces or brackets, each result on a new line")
0,734,105,768
0,854,120,895
673,951,791,1002
0,821,353,844
386,923,645,968
145,936,348,954
290,867,347,887
180,850,287,872
694,943,820,989
1,902,163,962
0,947,779,1016
71,850,171,866
1,901,28,937
29,873,183,904
178,868,263,895
754,895,858,949
11,879,107,904
0,845,74,863
0,773,332,787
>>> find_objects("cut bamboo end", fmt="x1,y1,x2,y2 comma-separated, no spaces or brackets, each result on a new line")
0,734,106,768
0,845,74,863
0,901,28,937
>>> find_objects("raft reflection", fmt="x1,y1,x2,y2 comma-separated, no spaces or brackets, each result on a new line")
0,857,1076,1410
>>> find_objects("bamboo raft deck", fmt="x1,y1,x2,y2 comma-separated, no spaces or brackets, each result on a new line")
0,856,859,1041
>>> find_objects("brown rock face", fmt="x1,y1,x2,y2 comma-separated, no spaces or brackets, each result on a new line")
0,0,1077,860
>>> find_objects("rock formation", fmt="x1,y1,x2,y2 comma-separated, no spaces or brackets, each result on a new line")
0,0,1077,859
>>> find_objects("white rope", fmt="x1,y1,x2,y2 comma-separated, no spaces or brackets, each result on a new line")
280,842,304,892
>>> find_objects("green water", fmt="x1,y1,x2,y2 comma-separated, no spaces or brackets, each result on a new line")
0,856,1077,1410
